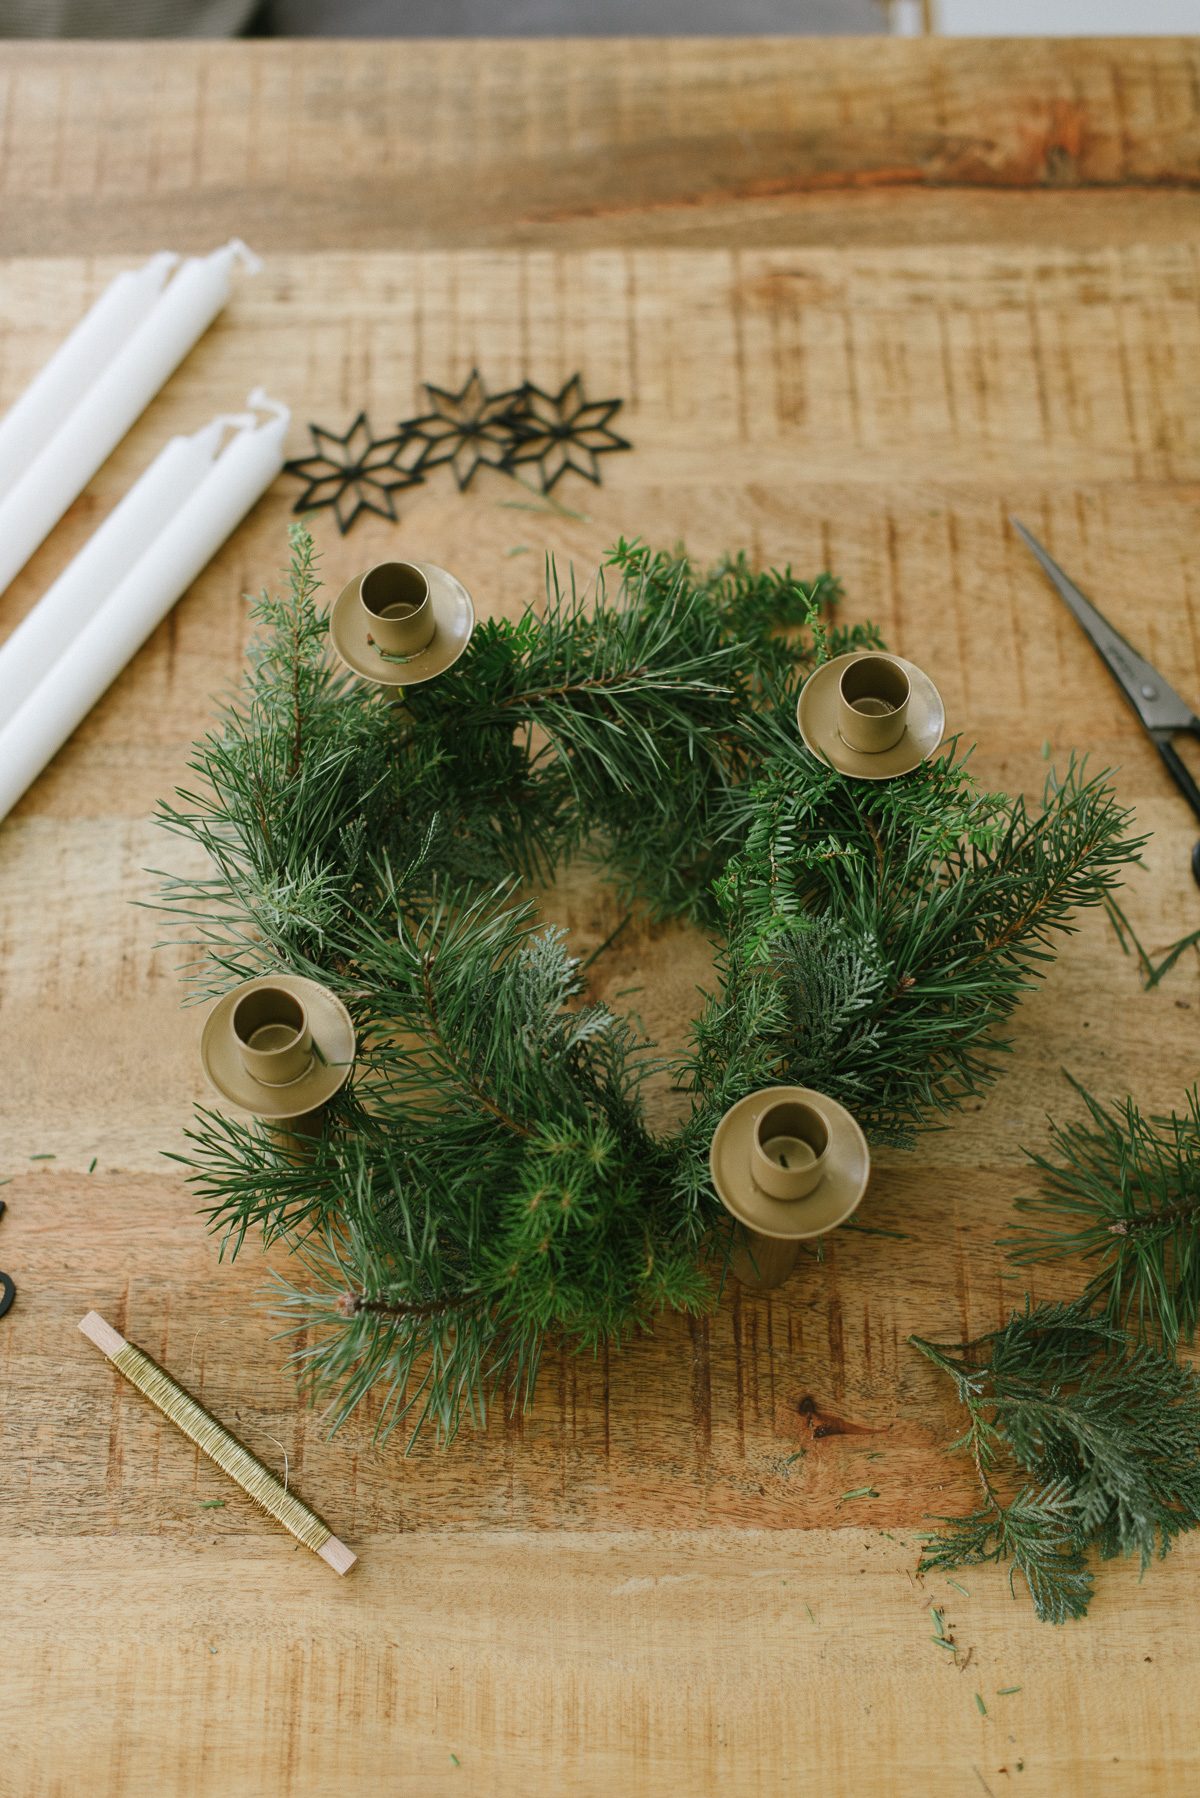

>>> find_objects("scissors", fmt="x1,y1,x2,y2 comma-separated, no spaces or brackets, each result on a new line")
1012,518,1200,888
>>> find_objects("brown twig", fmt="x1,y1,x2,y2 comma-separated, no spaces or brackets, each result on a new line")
338,1291,465,1320
1109,1193,1200,1236
496,668,649,711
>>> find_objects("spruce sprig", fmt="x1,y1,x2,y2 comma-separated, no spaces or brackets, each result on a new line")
912,1301,1200,1622
1004,1079,1200,1348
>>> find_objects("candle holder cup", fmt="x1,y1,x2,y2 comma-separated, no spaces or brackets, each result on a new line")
231,984,313,1086
837,654,910,755
750,1098,829,1200
359,561,436,660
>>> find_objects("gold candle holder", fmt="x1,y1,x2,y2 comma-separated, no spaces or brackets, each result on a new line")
796,650,946,782
328,558,475,692
200,973,356,1125
709,1085,871,1292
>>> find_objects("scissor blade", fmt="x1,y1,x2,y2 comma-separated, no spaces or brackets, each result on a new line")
1010,517,1198,736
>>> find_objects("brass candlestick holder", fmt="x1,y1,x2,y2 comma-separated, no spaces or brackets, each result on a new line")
328,558,475,692
709,1086,871,1291
199,974,356,1129
796,650,945,781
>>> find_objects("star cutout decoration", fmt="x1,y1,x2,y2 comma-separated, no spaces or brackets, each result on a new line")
405,368,529,491
503,375,630,492
283,411,428,533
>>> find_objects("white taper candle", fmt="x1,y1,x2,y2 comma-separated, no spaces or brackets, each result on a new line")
0,253,179,507
0,413,254,734
0,391,289,825
0,252,178,505
0,240,262,598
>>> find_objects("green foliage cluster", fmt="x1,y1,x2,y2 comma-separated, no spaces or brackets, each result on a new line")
1006,1078,1200,1347
157,525,1138,1444
913,1299,1200,1623
916,1079,1200,1622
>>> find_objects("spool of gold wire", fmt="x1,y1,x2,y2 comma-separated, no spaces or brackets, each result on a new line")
79,1311,355,1575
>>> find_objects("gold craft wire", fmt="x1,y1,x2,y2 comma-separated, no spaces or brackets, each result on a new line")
109,1340,333,1554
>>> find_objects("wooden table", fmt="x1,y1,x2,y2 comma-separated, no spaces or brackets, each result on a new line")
2,37,1198,1797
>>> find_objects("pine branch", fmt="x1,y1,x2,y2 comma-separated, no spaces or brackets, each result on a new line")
1004,1078,1200,1348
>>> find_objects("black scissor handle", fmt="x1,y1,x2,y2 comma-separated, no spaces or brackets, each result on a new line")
0,1197,11,1318
1153,736,1200,889
1156,736,1200,827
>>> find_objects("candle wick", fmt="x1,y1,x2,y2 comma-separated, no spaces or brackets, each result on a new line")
226,239,264,276
245,387,290,427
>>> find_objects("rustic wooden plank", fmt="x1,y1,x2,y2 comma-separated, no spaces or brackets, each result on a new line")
1,1530,1196,1798
2,58,1200,1793
2,245,1198,1517
0,40,1198,256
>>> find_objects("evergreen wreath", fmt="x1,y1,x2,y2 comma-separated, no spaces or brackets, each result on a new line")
155,524,1139,1448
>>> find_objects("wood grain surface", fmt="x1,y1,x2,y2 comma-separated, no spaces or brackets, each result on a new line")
1,38,1198,1798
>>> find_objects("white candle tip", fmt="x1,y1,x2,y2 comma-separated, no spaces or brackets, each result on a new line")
245,387,290,425
226,239,264,276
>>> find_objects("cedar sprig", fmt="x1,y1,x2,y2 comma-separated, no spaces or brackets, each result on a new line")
912,1300,1200,1622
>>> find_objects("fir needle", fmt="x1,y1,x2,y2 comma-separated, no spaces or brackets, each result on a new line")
79,1310,355,1575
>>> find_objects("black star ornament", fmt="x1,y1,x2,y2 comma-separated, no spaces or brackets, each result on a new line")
283,411,428,533
503,374,630,492
406,368,528,491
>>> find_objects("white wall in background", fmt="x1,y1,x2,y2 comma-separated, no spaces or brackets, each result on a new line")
892,0,1197,30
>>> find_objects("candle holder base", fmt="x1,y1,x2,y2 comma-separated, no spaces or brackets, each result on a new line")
729,1227,801,1293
